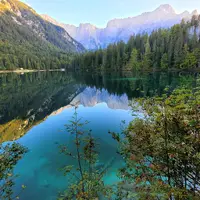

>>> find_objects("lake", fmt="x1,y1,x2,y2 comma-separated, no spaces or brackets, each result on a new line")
0,71,198,200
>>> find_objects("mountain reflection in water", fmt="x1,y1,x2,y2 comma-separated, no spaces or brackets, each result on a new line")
0,71,198,142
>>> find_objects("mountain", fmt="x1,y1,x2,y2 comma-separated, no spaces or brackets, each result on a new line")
0,0,85,70
41,4,198,50
50,87,131,117
42,15,99,50
71,87,130,110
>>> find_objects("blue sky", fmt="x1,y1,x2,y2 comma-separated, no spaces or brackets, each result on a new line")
21,0,200,27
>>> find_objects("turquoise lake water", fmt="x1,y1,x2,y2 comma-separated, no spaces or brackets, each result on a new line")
0,71,197,200
13,104,133,200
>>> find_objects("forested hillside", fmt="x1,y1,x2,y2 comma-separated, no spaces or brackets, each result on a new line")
71,15,200,71
0,0,85,70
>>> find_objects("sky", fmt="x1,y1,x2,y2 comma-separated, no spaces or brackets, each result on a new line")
21,0,200,27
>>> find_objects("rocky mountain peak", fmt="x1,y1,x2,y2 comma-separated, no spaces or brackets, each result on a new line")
192,9,199,16
79,23,97,30
155,4,176,14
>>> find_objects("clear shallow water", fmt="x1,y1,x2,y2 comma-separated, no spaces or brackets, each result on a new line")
13,104,133,200
0,71,197,200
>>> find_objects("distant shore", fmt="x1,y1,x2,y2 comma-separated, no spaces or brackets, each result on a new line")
0,69,66,74
1,68,200,74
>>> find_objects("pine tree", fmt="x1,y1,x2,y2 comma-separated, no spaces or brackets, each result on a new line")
127,48,140,70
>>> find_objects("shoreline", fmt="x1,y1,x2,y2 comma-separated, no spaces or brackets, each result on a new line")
1,68,200,74
0,69,65,74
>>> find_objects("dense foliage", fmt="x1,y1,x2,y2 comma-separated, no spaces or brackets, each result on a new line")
71,15,200,71
111,85,200,199
0,142,27,200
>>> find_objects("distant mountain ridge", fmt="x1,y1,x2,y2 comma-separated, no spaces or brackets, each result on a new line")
41,4,199,50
